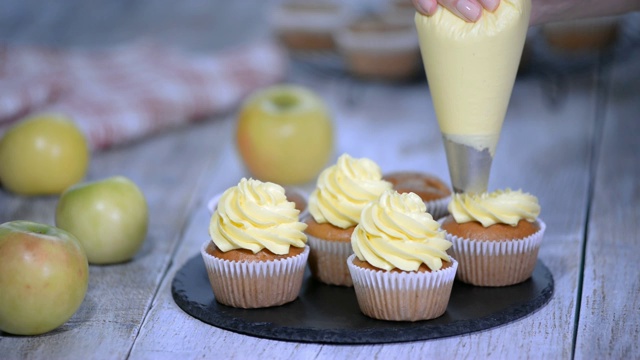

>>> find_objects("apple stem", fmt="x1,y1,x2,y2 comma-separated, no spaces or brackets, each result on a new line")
271,93,298,111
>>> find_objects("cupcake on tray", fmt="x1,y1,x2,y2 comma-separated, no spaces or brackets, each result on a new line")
348,190,458,321
440,189,546,287
304,153,392,286
383,171,452,219
201,178,309,308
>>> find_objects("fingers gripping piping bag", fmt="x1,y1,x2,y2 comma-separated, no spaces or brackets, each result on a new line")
415,1,531,193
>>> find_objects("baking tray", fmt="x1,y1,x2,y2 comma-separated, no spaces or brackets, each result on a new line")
172,254,553,344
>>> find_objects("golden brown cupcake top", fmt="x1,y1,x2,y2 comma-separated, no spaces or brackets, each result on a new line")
209,178,307,255
304,216,354,242
383,171,451,202
205,242,306,262
441,217,540,241
448,189,540,227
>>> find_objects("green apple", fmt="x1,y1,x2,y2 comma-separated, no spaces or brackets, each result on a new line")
0,113,90,195
236,85,334,185
0,220,89,335
55,176,148,265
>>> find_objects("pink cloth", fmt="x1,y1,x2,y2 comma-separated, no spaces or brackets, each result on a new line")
0,42,288,149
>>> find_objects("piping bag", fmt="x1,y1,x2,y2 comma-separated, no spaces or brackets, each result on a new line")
415,0,531,193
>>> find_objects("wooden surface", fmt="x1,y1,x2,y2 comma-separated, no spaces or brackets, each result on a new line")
1,1,639,359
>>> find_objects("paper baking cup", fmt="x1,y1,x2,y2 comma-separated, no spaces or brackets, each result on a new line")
306,234,354,286
200,242,309,308
446,219,546,287
347,255,458,321
425,196,450,220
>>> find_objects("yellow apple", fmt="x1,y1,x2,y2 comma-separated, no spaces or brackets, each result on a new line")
0,221,89,335
55,176,148,265
0,113,90,195
236,85,334,185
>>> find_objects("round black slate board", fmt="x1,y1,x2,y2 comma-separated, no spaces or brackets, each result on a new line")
172,255,553,344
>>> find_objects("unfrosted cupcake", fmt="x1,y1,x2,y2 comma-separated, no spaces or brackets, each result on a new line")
304,153,392,286
348,190,458,321
335,14,421,81
383,171,451,219
201,178,309,308
440,189,546,287
269,1,350,52
542,16,620,53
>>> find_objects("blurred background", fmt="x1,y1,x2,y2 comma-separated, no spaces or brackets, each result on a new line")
1,0,639,150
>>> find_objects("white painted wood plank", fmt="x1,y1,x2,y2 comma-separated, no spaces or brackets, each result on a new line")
574,52,640,359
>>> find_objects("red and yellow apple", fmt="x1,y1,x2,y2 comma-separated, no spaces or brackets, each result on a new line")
236,85,334,185
55,176,148,265
0,113,90,195
0,220,89,335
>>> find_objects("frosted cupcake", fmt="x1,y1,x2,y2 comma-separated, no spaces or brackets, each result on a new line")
304,153,392,286
440,189,546,287
201,178,309,308
348,190,458,321
383,171,452,219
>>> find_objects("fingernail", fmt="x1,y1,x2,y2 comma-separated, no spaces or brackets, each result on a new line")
416,0,436,15
457,0,482,21
483,0,500,11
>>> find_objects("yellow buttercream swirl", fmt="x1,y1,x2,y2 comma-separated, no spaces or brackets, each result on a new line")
209,178,307,255
352,190,452,272
308,154,392,229
448,189,540,227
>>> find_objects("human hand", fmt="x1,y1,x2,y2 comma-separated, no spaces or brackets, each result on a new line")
412,0,500,22
414,0,640,25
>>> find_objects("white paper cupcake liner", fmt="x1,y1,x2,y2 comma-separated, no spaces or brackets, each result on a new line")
347,255,458,321
445,219,546,287
425,195,450,220
306,233,354,286
200,242,309,308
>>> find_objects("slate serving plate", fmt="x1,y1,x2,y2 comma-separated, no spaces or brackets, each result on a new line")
172,254,553,344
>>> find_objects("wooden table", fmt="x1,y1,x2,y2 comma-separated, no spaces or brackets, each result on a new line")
1,1,638,359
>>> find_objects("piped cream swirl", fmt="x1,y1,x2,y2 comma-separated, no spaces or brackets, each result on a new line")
308,154,392,229
209,178,307,255
352,190,452,271
448,189,540,227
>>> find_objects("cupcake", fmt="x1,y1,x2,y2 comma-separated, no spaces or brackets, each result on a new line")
440,189,546,287
269,1,350,52
304,153,392,286
335,14,421,81
383,171,452,219
348,190,458,321
200,178,309,308
542,16,620,53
